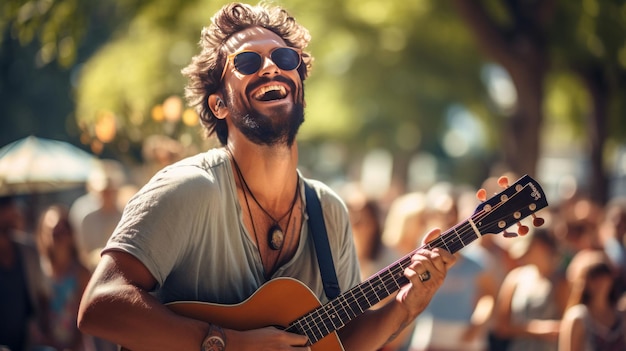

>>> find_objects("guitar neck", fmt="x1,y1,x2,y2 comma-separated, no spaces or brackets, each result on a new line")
286,219,480,344
286,175,547,345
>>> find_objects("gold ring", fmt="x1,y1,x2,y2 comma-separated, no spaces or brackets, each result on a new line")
418,270,431,282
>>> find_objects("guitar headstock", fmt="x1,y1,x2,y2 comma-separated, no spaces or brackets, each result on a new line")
473,175,548,237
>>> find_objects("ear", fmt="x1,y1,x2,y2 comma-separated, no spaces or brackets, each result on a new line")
208,94,228,120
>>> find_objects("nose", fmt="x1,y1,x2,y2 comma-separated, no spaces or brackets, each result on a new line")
257,56,280,77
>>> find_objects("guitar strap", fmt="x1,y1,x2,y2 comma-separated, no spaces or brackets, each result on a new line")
303,180,341,300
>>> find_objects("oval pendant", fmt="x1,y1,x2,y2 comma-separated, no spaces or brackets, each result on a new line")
268,224,284,250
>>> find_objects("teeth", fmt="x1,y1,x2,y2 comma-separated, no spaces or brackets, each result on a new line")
254,85,287,99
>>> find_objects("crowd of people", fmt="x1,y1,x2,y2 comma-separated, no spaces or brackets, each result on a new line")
0,159,131,351
2,163,625,351
2,2,625,351
343,175,626,351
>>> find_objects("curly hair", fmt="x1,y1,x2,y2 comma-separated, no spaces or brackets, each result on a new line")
181,2,313,145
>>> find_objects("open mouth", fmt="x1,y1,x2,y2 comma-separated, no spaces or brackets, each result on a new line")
252,84,289,102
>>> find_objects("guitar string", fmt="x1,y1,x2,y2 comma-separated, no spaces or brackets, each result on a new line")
294,183,539,342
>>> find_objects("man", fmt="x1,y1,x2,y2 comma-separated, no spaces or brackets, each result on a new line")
70,159,126,271
77,3,454,350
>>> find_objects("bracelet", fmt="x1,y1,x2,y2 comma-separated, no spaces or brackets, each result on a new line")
201,324,226,351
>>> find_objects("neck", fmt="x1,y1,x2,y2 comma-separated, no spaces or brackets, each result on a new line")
588,292,612,310
226,140,299,211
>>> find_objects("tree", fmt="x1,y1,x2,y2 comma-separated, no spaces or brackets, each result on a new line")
4,0,624,199
452,0,626,203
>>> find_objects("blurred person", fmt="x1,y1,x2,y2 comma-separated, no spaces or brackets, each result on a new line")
35,205,92,351
558,249,626,351
492,227,569,351
344,185,400,281
77,3,456,351
383,191,428,255
138,135,186,186
70,159,126,270
379,191,430,351
406,184,499,351
0,196,51,351
554,196,604,269
600,197,626,293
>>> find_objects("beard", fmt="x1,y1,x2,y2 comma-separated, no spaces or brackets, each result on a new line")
226,78,305,147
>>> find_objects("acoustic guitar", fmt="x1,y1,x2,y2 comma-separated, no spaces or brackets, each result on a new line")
123,174,548,351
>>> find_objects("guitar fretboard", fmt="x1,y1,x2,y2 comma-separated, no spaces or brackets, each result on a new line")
285,218,481,344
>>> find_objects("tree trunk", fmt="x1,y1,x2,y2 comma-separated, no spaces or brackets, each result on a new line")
578,67,609,204
504,60,545,177
451,1,552,178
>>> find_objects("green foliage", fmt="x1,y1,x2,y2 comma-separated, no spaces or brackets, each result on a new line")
2,0,626,187
74,0,491,160
0,0,90,67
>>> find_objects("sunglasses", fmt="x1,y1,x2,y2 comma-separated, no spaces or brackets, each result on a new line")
220,47,302,81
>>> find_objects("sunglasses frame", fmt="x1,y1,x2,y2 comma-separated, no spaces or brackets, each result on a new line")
219,47,302,82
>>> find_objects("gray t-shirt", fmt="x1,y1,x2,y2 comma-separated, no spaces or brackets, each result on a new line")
104,148,360,305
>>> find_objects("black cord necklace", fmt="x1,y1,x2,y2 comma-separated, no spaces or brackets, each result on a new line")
229,149,300,251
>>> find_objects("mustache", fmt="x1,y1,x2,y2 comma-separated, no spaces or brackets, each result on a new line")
246,75,297,96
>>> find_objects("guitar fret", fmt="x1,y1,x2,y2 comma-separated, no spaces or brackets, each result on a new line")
290,318,313,344
453,227,466,246
319,307,334,337
390,262,408,289
362,283,375,308
315,311,331,340
375,274,390,296
336,295,352,322
307,314,323,344
320,305,337,332
349,289,364,313
300,316,316,343
310,310,323,339
440,237,451,252
369,278,383,301
446,230,458,250
326,303,345,330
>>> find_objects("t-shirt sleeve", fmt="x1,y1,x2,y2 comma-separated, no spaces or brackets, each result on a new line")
104,165,211,287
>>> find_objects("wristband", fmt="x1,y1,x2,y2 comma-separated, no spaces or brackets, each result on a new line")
201,324,226,351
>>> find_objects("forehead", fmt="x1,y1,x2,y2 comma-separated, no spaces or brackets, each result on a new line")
223,26,287,54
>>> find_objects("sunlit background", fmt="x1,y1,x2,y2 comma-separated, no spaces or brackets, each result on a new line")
2,0,626,209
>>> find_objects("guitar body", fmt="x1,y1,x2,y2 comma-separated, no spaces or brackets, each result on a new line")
167,278,343,351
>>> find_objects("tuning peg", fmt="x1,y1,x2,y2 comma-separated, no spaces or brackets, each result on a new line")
497,176,509,188
503,229,518,238
532,214,545,227
517,222,530,236
476,188,487,202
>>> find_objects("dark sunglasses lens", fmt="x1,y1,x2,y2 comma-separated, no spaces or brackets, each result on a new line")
272,48,300,70
233,52,262,75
